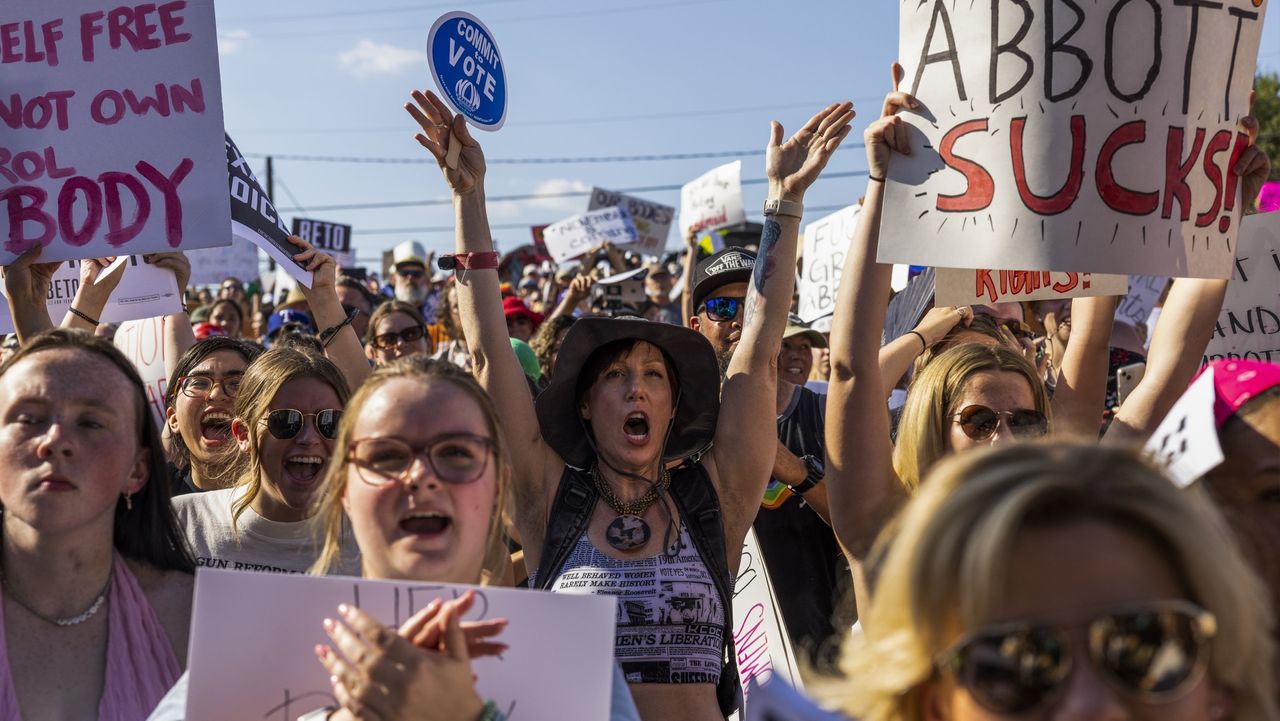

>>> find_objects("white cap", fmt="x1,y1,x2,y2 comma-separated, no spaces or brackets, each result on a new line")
392,240,427,268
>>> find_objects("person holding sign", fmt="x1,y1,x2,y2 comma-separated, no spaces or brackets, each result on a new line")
0,330,195,719
406,85,853,720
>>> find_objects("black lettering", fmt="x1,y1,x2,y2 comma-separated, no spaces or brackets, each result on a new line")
990,0,1034,104
1172,0,1223,115
1105,0,1162,103
911,0,968,101
1044,0,1092,101
1224,7,1260,118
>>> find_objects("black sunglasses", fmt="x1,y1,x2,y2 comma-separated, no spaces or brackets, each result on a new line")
936,601,1217,715
263,409,342,440
372,325,426,350
951,404,1047,441
701,297,745,322
399,268,425,280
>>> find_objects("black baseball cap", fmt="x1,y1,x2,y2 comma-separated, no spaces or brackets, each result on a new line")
690,248,756,313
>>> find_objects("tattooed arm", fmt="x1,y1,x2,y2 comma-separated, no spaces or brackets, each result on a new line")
704,102,855,564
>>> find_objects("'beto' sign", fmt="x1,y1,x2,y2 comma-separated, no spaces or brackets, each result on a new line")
427,11,507,131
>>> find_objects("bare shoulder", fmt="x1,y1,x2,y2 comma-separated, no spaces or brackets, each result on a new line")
124,559,195,666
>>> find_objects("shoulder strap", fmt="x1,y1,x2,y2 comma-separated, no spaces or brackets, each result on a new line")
533,468,597,590
669,462,742,717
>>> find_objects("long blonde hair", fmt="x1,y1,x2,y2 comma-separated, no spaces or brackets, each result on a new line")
309,357,511,584
839,441,1277,721
893,342,1050,489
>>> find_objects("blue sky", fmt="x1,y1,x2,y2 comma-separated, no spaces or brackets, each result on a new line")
212,0,1280,270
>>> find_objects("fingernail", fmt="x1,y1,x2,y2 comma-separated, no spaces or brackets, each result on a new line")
323,618,334,630
329,675,339,687
337,603,350,615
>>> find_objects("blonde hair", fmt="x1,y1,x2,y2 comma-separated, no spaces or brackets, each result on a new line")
893,342,1050,489
223,347,352,529
838,441,1277,721
309,356,511,584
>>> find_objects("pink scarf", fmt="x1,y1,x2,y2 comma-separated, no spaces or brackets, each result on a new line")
0,552,181,720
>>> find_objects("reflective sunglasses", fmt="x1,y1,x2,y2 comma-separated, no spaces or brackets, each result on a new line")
372,325,426,350
951,404,1047,440
702,297,745,322
349,434,493,486
936,601,1217,715
263,409,342,440
177,374,241,399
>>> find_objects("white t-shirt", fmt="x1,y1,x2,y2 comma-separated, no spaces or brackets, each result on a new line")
172,487,360,576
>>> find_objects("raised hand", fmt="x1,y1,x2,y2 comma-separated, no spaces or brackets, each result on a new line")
143,251,192,298
1236,115,1270,211
398,591,508,659
866,63,920,182
289,235,337,292
765,101,855,201
406,89,486,195
3,246,60,309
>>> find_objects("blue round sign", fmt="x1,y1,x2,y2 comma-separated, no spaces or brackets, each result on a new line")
427,11,507,131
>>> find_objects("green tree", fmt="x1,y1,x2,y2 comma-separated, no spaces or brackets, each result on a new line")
1254,72,1280,180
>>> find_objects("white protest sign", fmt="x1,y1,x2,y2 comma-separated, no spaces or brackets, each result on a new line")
588,187,675,256
542,206,639,264
799,204,860,324
935,268,1128,306
1144,367,1223,487
1203,212,1280,365
744,678,846,721
226,134,312,288
879,1,1267,279
114,315,173,429
733,529,804,711
186,569,616,721
0,256,180,334
0,1,229,264
188,236,260,286
681,160,746,237
291,217,354,269
1116,275,1169,328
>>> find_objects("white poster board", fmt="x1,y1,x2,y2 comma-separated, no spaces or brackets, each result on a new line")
733,529,804,711
1145,367,1223,487
188,236,260,286
542,207,639,264
798,204,860,324
935,268,1128,306
681,161,746,237
113,315,173,429
1116,275,1169,328
588,187,675,256
0,256,180,334
879,1,1266,279
0,0,229,264
186,569,616,721
1203,212,1280,364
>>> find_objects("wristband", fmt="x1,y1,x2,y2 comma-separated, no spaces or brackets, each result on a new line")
68,306,100,327
318,307,359,347
907,330,928,351
790,454,824,496
868,173,885,183
438,252,500,272
762,198,803,219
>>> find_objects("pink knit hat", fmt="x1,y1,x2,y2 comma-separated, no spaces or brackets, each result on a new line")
1196,359,1280,427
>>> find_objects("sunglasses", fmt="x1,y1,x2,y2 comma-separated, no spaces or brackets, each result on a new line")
951,404,1047,441
263,409,342,440
936,601,1217,715
701,297,746,322
399,269,425,280
176,374,241,399
348,434,493,486
372,325,426,350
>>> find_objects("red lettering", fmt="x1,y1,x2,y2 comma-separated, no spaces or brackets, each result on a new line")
99,170,150,246
1162,127,1205,221
0,149,13,183
2,186,55,253
157,2,192,44
57,176,103,246
1096,120,1158,215
1194,130,1231,228
170,78,204,113
1218,132,1250,233
936,119,995,212
136,158,191,247
80,11,105,62
123,83,171,117
12,151,43,182
91,89,126,125
1011,115,1086,215
1051,272,1080,293
975,269,998,303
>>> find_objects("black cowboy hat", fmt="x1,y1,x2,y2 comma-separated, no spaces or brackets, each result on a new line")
535,317,720,469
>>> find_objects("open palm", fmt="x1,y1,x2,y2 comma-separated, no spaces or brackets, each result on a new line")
406,89,487,195
766,101,855,198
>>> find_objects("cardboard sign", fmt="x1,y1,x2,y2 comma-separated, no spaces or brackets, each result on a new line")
733,529,805,708
743,678,845,721
1203,212,1280,364
681,161,746,238
588,187,675,256
0,255,180,334
427,11,507,131
879,0,1267,279
542,207,639,264
883,266,936,346
225,134,312,288
187,235,260,286
291,217,353,268
114,315,173,429
799,205,860,324
935,267,1128,306
1116,275,1169,328
1145,367,1223,487
186,569,616,721
0,0,230,264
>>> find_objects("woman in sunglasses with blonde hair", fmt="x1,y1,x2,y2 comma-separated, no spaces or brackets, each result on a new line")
839,441,1276,721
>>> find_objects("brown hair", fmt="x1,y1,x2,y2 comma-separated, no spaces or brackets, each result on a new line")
364,300,427,347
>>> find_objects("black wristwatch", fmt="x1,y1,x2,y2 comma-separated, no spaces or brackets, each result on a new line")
790,454,824,495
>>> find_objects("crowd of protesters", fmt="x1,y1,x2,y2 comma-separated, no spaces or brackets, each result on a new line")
0,67,1275,721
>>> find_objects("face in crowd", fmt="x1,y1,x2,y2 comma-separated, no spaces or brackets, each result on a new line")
506,314,534,343
578,340,678,472
168,344,254,474
219,278,246,305
645,269,673,302
689,281,747,375
946,368,1039,453
779,335,814,386
335,282,373,340
367,310,429,367
209,300,243,338
394,262,429,306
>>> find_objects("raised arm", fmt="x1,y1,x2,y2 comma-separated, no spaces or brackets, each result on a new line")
289,237,372,390
680,228,698,323
61,257,124,334
143,252,196,381
2,247,60,344
877,306,968,399
1047,294,1116,439
707,101,855,538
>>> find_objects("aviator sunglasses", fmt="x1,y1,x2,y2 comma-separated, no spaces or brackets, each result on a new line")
951,404,1047,441
262,409,342,440
702,297,746,322
936,601,1217,715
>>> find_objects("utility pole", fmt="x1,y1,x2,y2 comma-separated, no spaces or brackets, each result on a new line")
265,155,277,272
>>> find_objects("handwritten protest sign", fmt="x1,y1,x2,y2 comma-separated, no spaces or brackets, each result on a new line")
588,187,675,256
799,205,860,324
226,134,311,287
1117,275,1169,328
542,207,639,264
0,256,180,334
880,0,1267,279
935,267,1128,306
1203,212,1280,364
291,217,353,268
1145,366,1223,487
428,11,506,131
114,315,172,428
0,1,230,264
187,569,615,721
681,161,746,237
187,235,259,286
733,529,804,709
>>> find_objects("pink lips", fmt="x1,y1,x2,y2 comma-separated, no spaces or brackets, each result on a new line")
35,475,75,492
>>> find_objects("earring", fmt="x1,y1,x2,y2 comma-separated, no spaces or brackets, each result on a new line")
123,492,133,511
1210,704,1226,720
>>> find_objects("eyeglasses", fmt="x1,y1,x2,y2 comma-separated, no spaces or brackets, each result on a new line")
262,409,342,440
951,404,1047,441
176,375,241,399
701,297,745,322
349,434,493,486
936,601,1217,715
399,269,425,280
372,325,426,350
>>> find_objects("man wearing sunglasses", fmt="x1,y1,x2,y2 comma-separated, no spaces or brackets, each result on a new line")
390,240,440,322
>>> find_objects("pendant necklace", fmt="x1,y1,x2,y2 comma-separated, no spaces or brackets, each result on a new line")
1,560,112,628
592,463,670,552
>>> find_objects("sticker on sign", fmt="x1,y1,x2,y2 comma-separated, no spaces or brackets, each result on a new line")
427,12,507,131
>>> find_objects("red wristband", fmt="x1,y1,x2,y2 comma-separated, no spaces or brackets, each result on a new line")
438,252,500,272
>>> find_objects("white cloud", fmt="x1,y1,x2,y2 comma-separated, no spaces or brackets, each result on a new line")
489,179,592,220
338,40,426,78
217,30,249,55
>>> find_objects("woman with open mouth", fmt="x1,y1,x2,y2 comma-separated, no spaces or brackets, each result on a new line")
406,88,853,720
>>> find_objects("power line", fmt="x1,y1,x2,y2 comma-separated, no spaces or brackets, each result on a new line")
220,0,522,25
275,173,308,216
246,144,865,165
